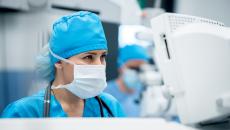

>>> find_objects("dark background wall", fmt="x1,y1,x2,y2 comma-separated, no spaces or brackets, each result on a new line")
102,22,119,81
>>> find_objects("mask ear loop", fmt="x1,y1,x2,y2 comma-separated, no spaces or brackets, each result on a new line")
49,47,87,66
49,47,76,90
48,47,75,65
51,85,65,90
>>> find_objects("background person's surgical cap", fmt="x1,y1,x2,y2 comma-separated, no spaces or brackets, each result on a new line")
49,11,108,66
118,44,149,68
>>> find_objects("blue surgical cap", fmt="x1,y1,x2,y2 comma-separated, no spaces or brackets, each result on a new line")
49,11,108,66
118,44,149,68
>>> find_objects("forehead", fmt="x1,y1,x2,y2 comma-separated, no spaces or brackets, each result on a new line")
125,60,146,68
82,50,107,54
67,50,107,60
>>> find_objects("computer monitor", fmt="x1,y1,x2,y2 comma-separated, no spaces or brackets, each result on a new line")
151,13,230,125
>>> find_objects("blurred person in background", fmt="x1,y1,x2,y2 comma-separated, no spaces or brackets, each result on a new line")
104,44,149,117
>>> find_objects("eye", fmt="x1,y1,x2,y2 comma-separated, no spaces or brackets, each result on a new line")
100,54,107,61
129,67,141,72
101,54,107,59
83,55,93,60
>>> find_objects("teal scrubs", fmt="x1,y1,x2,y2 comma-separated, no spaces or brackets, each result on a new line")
1,89,125,118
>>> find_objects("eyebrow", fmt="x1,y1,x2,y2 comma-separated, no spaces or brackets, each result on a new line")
84,51,107,55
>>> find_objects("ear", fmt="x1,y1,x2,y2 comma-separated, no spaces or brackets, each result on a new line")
54,61,63,69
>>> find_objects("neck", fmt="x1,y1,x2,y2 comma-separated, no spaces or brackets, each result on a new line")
51,77,84,117
52,72,65,86
52,86,83,103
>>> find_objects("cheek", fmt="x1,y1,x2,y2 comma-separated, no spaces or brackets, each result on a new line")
63,65,74,82
75,59,88,65
102,59,106,65
69,56,87,65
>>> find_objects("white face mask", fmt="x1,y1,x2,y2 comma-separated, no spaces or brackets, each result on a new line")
49,48,107,99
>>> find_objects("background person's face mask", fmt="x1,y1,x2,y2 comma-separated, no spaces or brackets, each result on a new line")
49,48,107,99
122,68,142,89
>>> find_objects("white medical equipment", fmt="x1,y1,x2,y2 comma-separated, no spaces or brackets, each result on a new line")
139,64,164,117
139,64,178,120
151,13,230,125
0,118,197,130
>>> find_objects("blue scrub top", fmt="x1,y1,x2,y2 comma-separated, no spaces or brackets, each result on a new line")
1,89,125,118
104,80,142,117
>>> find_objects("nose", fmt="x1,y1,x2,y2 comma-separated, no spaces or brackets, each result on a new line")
93,56,104,65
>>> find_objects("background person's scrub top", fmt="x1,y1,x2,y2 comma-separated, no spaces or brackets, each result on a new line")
105,80,142,117
1,89,125,118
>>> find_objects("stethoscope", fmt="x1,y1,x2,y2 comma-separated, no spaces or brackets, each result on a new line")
43,83,114,117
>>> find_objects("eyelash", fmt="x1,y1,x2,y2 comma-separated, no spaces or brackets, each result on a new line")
101,54,106,58
83,55,93,60
82,54,107,60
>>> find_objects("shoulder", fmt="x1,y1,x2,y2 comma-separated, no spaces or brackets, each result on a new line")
99,92,117,103
1,90,45,118
99,92,125,117
104,80,118,93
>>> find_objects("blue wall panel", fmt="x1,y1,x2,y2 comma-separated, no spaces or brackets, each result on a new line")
0,71,36,113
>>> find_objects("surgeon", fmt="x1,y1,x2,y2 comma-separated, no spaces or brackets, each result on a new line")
1,11,125,118
104,44,149,117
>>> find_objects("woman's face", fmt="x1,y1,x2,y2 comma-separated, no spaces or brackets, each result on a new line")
55,50,107,84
